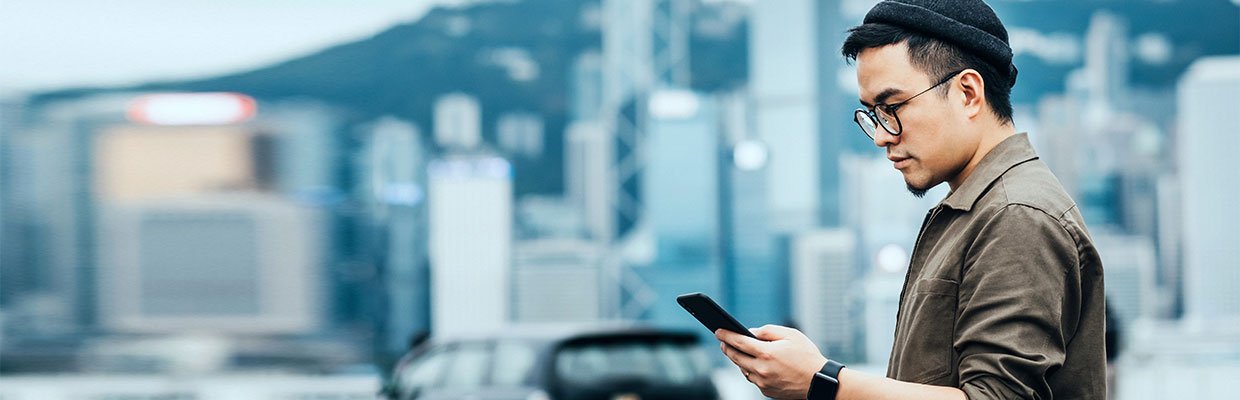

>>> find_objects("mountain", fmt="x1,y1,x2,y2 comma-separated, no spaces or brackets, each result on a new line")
29,0,749,197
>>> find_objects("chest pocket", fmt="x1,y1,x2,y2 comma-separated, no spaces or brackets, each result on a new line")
895,278,959,384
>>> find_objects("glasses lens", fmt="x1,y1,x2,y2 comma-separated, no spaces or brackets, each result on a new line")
855,109,877,139
875,106,900,135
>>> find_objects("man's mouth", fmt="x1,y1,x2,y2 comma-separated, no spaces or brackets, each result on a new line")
888,155,912,170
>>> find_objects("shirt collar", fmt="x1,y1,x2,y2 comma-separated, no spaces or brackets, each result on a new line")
938,133,1039,212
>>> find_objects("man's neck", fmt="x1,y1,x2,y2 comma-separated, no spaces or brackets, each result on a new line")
947,123,1016,191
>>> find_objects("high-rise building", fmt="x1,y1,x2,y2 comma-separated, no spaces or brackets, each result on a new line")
433,93,483,150
96,194,323,334
641,90,723,327
721,139,784,327
791,229,858,360
1094,233,1157,328
497,112,544,160
750,0,847,230
570,51,605,122
716,90,785,327
427,154,513,338
513,239,604,323
1177,56,1240,325
863,244,909,365
356,117,431,355
564,121,612,243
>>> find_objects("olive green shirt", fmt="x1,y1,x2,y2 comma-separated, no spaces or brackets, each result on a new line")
886,133,1106,399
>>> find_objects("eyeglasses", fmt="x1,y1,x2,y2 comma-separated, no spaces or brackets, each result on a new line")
854,70,964,140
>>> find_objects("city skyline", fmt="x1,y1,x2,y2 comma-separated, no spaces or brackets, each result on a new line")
1,0,1237,398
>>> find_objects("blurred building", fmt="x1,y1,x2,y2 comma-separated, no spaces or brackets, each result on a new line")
96,195,323,334
564,121,611,242
427,154,514,338
513,238,604,323
433,93,483,150
497,112,544,160
749,0,847,231
569,51,605,122
791,229,858,361
862,244,908,366
640,89,723,328
0,92,363,373
717,91,786,328
1094,233,1158,329
1177,56,1240,326
355,117,432,356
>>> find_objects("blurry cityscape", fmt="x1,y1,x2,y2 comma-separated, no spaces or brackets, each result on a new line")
1,0,1238,399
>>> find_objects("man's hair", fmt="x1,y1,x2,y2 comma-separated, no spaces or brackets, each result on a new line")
841,23,1013,124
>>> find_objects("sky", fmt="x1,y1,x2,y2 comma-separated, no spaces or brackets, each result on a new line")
0,0,453,97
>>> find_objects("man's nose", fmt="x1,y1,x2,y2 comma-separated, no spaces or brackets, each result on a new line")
873,126,899,147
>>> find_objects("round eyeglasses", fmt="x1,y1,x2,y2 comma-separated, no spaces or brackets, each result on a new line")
854,70,964,140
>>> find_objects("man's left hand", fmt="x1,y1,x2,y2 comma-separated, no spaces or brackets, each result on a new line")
716,325,829,400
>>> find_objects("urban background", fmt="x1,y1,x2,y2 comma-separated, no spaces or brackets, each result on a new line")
0,0,1237,399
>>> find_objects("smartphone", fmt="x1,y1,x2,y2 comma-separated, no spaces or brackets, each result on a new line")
677,292,757,339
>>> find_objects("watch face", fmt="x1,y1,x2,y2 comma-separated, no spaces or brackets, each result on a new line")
815,372,839,384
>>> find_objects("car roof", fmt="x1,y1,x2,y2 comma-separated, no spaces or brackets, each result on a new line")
426,322,699,345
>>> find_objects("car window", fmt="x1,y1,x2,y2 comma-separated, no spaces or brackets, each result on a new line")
396,346,451,397
492,340,538,387
442,342,490,389
554,339,706,386
653,342,695,383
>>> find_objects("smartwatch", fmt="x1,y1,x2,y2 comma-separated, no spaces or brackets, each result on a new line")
807,359,845,400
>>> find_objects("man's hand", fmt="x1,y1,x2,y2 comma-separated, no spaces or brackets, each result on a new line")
716,325,829,400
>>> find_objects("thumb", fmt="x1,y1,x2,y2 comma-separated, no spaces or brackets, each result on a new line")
751,324,798,341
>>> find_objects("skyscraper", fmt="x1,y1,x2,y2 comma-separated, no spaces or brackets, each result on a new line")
1177,56,1240,326
749,0,847,231
433,93,483,151
513,238,604,323
791,229,858,360
641,89,723,327
427,154,513,338
497,112,544,160
1094,233,1157,328
356,117,431,356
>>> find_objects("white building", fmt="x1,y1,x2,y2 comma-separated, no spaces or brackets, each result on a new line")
497,112,544,159
427,154,513,338
791,229,857,357
513,239,604,323
749,0,823,231
564,121,612,243
1093,233,1157,326
433,93,482,150
1177,56,1240,325
862,244,910,366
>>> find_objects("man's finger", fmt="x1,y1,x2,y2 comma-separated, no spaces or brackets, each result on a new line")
751,324,796,341
719,341,757,372
715,328,765,359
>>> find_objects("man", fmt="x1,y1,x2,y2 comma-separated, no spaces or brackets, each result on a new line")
713,0,1106,399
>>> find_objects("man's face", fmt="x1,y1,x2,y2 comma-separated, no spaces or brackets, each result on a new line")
855,42,978,195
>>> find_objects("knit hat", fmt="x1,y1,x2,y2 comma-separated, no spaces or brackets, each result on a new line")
863,0,1018,87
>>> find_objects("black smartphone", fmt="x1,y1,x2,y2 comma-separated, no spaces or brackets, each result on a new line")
677,292,757,339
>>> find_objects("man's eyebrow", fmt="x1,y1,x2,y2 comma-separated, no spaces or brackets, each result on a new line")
872,88,903,106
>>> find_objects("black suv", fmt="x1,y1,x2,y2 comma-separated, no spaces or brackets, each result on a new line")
380,324,720,400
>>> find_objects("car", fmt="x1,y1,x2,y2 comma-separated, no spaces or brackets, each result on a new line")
380,323,721,400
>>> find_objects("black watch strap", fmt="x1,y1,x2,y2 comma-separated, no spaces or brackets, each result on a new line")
807,359,845,400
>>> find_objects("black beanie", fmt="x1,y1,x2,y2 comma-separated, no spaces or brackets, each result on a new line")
863,0,1018,87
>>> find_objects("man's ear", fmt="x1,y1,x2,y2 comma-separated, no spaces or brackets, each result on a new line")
957,69,985,120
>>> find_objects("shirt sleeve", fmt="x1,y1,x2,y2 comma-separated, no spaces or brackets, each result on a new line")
954,204,1081,400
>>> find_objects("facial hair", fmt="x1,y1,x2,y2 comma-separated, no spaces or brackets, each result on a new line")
906,182,928,198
